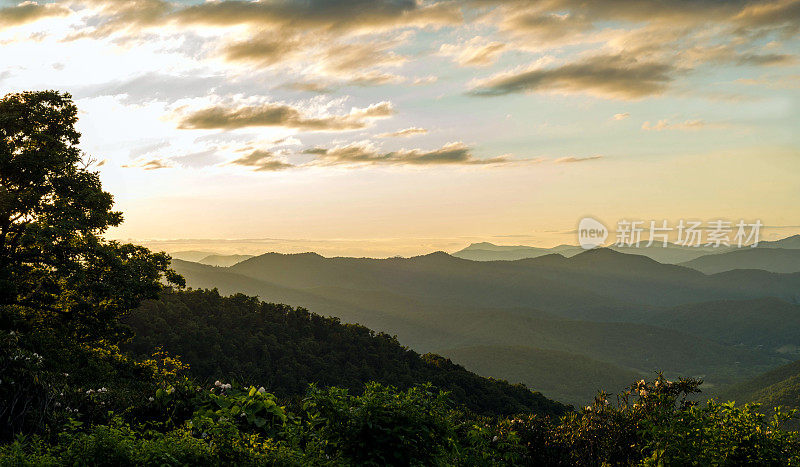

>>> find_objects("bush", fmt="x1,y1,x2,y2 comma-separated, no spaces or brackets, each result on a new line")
299,382,455,466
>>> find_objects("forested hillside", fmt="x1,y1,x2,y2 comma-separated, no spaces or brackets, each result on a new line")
719,359,800,414
436,345,642,406
124,289,567,416
650,298,800,354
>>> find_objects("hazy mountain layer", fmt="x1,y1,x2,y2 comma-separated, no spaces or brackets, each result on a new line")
680,248,800,274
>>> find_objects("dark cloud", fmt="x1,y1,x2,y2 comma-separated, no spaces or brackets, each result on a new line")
177,100,393,131
734,0,800,35
230,150,294,171
471,54,677,99
0,2,70,28
172,0,460,32
304,141,512,166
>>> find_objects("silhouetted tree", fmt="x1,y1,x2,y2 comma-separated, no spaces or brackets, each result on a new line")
0,90,183,344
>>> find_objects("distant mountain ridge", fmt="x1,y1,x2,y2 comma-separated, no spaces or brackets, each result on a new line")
198,254,254,267
758,234,800,249
454,241,725,264
680,248,800,274
453,234,800,264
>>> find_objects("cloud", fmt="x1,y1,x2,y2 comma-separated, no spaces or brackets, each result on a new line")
470,54,678,99
222,34,302,67
440,38,506,66
346,72,406,87
129,141,170,158
177,101,393,131
68,0,171,38
494,9,595,44
554,155,603,163
613,112,630,120
737,53,796,66
485,0,740,29
641,119,725,131
304,141,513,166
122,158,172,170
734,0,800,35
222,35,406,79
682,44,797,68
172,149,225,168
172,0,461,33
0,2,71,28
377,127,428,138
735,74,800,89
229,150,294,171
73,73,225,104
280,81,336,93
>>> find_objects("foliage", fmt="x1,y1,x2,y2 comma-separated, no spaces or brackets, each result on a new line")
642,401,800,465
3,375,799,466
124,288,568,417
300,382,454,466
719,358,800,427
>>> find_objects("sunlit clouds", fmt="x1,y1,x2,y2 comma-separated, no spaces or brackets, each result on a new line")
0,0,797,245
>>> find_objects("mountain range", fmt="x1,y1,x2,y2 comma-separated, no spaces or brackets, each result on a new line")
168,238,800,405
453,234,800,268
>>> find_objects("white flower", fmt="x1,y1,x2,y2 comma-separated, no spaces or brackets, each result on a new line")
86,389,94,395
148,397,154,402
222,383,232,390
492,436,499,442
214,380,222,387
257,387,266,394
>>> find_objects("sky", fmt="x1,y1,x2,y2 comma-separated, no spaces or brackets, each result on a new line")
1,0,799,256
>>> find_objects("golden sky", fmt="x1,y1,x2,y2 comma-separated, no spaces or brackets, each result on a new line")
1,0,798,255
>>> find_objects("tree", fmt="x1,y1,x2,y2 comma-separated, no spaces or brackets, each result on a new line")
0,90,183,343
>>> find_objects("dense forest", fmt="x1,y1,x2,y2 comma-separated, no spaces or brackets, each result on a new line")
2,91,800,465
124,289,566,417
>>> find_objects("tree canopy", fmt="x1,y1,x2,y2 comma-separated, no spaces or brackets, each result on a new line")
0,90,183,345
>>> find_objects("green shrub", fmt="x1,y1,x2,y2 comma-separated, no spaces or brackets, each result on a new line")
300,382,455,466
